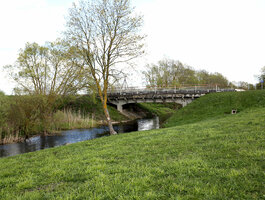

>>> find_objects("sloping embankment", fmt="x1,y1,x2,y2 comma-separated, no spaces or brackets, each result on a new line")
0,91,264,199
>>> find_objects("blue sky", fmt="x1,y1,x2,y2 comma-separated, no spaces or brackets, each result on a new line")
1,0,265,94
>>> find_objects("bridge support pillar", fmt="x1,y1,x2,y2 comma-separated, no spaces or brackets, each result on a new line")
117,103,123,112
182,101,188,107
181,99,193,107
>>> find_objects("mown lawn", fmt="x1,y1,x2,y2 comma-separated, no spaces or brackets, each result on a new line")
0,105,264,199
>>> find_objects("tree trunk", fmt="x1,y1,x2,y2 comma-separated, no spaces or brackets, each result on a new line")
102,102,117,135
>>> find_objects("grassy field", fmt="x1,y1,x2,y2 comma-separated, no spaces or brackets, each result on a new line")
0,91,264,199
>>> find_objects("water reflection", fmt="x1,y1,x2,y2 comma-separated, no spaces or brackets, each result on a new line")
0,117,159,158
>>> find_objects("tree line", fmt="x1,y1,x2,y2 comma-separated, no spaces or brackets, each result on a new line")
143,59,232,88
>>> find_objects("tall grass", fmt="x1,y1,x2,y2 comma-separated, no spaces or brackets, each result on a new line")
52,109,96,131
0,130,23,144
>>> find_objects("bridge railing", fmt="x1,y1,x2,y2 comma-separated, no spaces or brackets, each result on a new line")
107,85,235,95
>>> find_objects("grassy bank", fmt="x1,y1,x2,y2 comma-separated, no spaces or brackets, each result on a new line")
56,95,127,123
164,90,265,127
0,91,264,199
137,103,181,122
54,95,127,130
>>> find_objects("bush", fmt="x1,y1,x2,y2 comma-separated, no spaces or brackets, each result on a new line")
0,91,8,128
6,95,52,138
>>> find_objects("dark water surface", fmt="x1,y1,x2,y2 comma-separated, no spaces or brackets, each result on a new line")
0,117,159,158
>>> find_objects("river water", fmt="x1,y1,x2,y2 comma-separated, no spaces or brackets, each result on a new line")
0,117,159,158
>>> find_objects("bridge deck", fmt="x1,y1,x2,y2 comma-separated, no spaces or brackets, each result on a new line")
107,88,235,112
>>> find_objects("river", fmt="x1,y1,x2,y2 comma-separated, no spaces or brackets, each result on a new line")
0,116,159,158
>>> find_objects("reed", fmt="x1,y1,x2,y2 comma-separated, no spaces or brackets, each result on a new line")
0,129,25,144
51,109,96,131
0,109,97,144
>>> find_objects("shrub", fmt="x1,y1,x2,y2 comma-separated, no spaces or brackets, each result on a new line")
6,95,52,138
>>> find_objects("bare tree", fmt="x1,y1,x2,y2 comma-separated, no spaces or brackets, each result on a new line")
65,0,145,134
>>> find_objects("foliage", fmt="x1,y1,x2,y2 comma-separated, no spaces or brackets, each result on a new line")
144,59,196,87
143,59,230,88
258,66,265,82
0,104,264,199
2,40,94,140
5,95,52,137
55,95,98,118
65,0,145,134
231,81,255,90
55,95,127,122
196,70,229,87
0,91,8,128
4,41,88,95
256,66,265,89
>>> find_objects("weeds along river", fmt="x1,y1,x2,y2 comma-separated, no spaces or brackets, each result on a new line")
0,116,159,158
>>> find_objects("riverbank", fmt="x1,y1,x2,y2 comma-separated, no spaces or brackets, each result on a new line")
136,103,181,123
0,117,160,157
0,94,168,145
0,90,264,199
0,95,128,145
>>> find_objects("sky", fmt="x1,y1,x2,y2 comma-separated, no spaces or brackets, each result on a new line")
0,0,265,94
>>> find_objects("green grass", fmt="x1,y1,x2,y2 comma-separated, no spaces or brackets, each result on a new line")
164,90,265,127
56,95,127,122
0,91,264,199
137,103,181,122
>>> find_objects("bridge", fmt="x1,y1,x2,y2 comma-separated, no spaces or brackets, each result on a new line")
108,86,235,112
